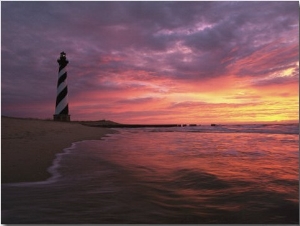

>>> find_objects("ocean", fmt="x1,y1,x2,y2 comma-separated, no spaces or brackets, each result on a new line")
2,124,299,224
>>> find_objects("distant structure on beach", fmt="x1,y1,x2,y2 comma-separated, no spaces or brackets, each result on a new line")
53,52,70,121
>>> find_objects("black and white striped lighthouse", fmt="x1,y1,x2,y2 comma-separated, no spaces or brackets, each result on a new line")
54,52,70,121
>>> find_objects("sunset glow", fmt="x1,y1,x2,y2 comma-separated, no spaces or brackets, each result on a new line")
1,1,299,124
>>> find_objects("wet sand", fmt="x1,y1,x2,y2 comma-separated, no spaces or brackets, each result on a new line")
1,117,114,183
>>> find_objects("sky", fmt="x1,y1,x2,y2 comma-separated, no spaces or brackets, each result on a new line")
1,1,299,124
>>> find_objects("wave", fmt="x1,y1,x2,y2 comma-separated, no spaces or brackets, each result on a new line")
137,123,299,135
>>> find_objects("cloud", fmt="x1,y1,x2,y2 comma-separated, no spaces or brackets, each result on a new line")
169,101,261,110
251,75,299,87
117,97,156,104
1,1,298,122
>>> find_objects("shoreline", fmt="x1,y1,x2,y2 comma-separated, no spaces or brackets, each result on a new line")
1,116,115,184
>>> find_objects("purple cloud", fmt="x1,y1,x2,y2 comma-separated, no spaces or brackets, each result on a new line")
1,1,299,121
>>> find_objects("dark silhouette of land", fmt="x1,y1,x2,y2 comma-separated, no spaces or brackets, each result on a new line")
80,120,180,128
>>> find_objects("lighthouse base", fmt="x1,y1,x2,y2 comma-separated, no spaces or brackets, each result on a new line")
53,114,70,122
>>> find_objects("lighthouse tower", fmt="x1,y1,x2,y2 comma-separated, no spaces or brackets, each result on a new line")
54,52,70,121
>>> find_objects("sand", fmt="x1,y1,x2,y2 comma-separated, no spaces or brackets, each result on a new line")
1,117,115,183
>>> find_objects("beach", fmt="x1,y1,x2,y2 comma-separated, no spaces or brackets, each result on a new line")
1,122,298,223
1,116,114,183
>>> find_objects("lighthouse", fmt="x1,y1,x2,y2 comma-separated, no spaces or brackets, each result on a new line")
54,52,70,121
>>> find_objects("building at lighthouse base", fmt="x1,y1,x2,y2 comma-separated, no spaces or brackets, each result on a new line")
53,114,70,122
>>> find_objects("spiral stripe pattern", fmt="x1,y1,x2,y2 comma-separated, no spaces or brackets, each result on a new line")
55,61,69,115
